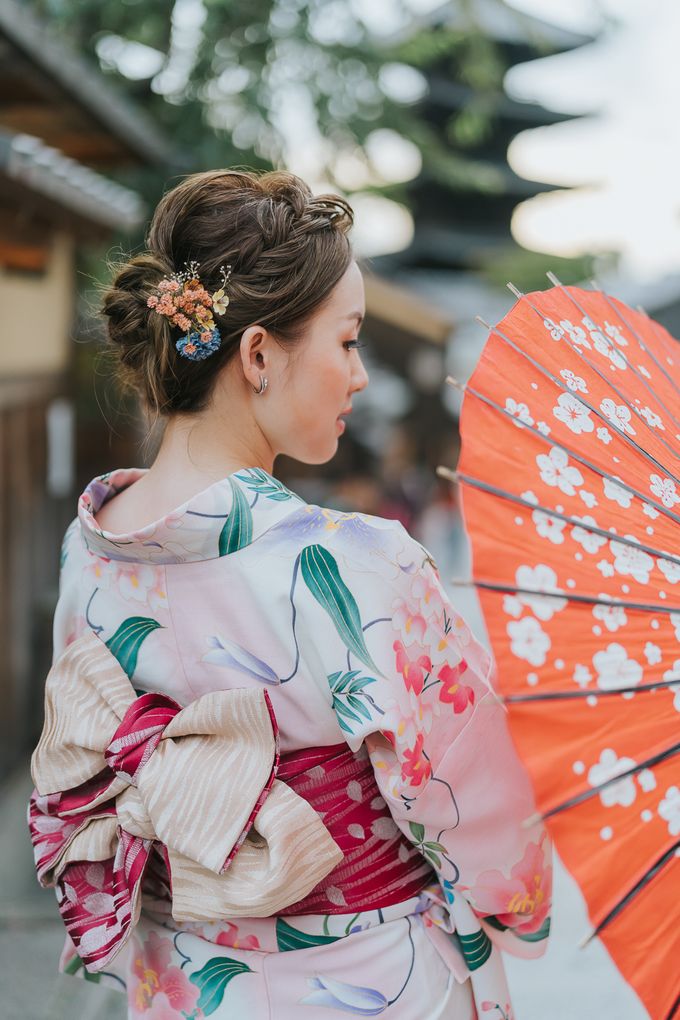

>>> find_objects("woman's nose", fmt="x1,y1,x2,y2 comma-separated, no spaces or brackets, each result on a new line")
352,354,369,392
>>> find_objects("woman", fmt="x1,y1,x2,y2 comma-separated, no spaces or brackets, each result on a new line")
29,169,551,1019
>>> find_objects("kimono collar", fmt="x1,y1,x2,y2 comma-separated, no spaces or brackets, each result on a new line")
78,465,304,564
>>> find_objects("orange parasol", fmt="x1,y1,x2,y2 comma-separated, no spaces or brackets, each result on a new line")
442,278,680,1020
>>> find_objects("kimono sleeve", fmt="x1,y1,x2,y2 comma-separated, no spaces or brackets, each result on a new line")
342,528,552,961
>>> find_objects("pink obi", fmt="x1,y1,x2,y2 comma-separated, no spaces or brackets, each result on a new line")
28,630,432,975
279,743,434,914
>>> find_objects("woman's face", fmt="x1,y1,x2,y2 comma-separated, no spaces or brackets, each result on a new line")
267,260,369,465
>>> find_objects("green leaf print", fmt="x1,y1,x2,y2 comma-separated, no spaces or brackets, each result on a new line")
485,915,551,942
189,957,253,1016
457,928,492,972
423,840,447,867
408,822,425,844
63,954,101,983
105,617,163,680
218,478,254,555
327,670,377,733
234,467,298,502
300,545,380,673
275,917,342,952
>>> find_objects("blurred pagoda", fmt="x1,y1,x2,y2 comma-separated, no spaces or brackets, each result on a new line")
358,2,592,482
375,0,591,275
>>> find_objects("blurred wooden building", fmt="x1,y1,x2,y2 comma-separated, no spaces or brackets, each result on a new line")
0,0,175,775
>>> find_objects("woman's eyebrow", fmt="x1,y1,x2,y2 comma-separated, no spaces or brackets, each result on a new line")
347,311,364,324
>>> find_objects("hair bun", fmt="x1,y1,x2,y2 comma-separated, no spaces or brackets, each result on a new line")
101,168,354,418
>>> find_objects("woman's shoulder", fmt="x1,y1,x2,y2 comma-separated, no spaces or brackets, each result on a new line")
262,497,435,588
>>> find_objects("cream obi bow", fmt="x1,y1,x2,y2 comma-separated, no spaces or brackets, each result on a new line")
29,630,343,972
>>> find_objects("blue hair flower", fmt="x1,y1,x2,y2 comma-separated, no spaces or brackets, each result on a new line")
176,327,222,361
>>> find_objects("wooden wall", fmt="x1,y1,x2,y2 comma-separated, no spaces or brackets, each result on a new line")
0,374,73,776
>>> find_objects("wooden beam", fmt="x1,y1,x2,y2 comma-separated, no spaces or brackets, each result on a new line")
0,237,49,271
362,270,454,346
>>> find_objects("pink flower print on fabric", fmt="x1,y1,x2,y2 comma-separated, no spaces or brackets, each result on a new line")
393,639,432,696
392,598,429,646
482,1000,514,1020
176,918,261,951
215,921,260,951
461,834,552,935
64,614,89,648
128,931,200,1017
83,550,115,589
400,733,432,787
381,689,436,753
111,562,168,610
437,660,475,714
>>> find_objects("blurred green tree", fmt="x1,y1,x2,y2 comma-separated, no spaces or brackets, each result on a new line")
26,0,514,208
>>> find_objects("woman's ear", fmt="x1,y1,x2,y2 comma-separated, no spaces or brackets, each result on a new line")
239,324,269,390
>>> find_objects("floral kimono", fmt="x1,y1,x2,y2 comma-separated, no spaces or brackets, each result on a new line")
29,466,552,1020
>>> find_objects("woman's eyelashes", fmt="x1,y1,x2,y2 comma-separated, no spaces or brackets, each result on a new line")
343,339,366,350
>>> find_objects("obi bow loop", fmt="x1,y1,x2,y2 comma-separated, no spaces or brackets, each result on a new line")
29,631,343,972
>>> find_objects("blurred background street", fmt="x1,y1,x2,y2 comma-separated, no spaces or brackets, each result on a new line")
2,0,679,1015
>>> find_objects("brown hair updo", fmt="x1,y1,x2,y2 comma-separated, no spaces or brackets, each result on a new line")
102,169,355,416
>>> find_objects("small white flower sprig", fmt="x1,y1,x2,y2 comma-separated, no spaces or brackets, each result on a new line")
146,261,233,361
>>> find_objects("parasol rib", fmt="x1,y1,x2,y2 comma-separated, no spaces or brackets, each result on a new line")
462,577,680,615
502,675,680,702
585,839,680,944
438,462,680,571
479,314,680,483
543,280,680,437
455,377,680,529
547,273,680,434
531,742,680,823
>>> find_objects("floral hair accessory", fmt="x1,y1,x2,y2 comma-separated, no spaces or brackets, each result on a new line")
146,262,233,361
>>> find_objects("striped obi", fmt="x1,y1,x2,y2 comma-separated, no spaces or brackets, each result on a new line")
28,631,433,975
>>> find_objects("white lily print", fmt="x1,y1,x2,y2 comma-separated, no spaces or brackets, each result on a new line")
536,446,583,496
552,392,594,435
596,426,613,444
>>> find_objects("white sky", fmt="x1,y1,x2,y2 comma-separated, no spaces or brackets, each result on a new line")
504,0,680,281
